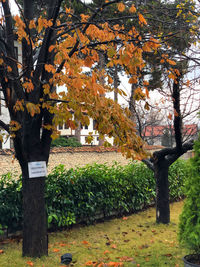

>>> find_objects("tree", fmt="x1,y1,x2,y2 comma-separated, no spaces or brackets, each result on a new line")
0,0,159,257
125,0,199,224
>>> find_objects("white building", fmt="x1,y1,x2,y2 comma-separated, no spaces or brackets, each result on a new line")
58,117,114,146
0,41,22,149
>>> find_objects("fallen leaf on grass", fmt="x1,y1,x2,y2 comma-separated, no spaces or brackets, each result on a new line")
111,244,117,249
122,232,128,235
53,248,60,252
163,253,172,257
117,256,134,262
104,250,111,254
26,261,34,266
84,261,97,266
82,240,91,246
122,217,128,220
59,243,67,247
106,262,124,266
139,244,149,249
0,250,4,254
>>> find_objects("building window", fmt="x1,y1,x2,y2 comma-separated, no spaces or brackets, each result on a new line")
58,124,63,130
64,123,69,129
85,125,88,130
93,120,97,130
14,46,18,60
10,138,14,149
97,136,99,141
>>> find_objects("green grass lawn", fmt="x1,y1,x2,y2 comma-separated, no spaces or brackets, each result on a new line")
0,201,187,267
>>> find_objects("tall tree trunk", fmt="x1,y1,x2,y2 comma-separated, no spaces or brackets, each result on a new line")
22,168,48,257
154,159,170,224
16,113,49,257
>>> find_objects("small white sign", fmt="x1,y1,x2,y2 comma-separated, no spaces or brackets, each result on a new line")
28,161,47,178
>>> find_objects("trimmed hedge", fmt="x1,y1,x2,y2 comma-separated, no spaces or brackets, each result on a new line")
0,160,190,233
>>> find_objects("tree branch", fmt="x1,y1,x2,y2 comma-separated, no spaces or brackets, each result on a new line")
167,139,194,165
142,158,155,171
0,120,10,133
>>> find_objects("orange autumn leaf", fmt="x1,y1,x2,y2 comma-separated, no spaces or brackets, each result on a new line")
166,59,176,66
168,113,172,120
138,13,147,25
118,256,134,262
59,243,67,247
29,20,36,29
26,261,34,266
84,261,97,266
117,3,125,12
0,250,4,254
104,250,111,254
129,4,136,13
7,66,12,72
107,262,124,266
122,217,128,220
65,7,71,13
82,240,90,245
129,76,138,84
53,248,60,252
168,73,176,80
142,42,152,52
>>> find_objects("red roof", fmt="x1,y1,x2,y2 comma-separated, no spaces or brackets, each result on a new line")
143,124,198,137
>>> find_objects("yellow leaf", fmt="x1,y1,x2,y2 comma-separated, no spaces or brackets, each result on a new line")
117,3,125,12
0,58,3,65
43,84,50,94
26,102,40,117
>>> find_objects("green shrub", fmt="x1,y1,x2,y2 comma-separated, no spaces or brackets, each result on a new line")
169,159,191,201
51,136,82,147
179,136,200,253
0,173,22,232
0,160,190,233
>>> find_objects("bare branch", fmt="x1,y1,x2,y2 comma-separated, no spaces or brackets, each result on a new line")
0,120,10,133
142,159,155,171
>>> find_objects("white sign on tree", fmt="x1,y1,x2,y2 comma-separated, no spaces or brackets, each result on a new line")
28,161,47,178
